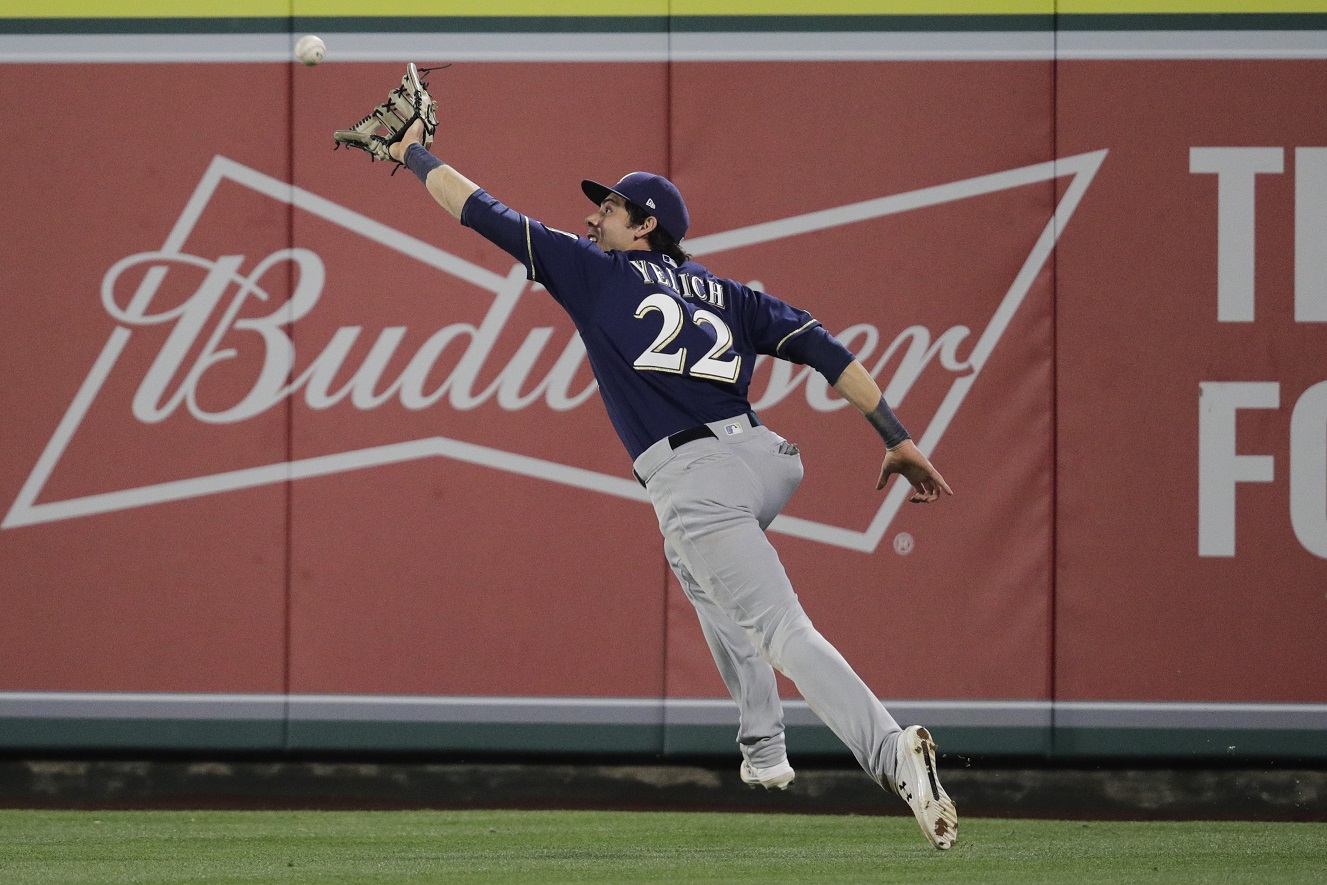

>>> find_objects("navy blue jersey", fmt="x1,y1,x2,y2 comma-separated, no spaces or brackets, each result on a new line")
462,189,853,459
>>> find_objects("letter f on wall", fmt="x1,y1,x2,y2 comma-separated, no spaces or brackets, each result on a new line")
1198,381,1280,556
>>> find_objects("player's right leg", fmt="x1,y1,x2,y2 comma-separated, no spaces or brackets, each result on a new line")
664,540,793,789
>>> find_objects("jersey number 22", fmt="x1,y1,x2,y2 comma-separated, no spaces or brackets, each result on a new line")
632,292,741,383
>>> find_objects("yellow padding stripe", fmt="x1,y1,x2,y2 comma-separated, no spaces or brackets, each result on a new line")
1059,1,1327,10
12,1,1327,21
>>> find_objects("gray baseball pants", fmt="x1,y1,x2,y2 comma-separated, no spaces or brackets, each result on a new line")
633,412,902,786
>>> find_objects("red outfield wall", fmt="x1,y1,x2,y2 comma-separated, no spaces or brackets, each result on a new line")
1,55,1324,757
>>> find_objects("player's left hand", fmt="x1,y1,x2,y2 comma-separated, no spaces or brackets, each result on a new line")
333,62,437,165
389,119,426,163
876,439,953,503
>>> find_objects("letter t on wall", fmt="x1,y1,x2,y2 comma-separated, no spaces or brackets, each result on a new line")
1295,148,1327,323
1190,147,1285,323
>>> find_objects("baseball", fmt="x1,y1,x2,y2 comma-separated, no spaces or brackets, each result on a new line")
295,35,326,66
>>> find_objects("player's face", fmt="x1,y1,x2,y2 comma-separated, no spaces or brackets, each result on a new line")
586,194,650,252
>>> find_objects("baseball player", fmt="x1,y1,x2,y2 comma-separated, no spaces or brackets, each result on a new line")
384,119,958,850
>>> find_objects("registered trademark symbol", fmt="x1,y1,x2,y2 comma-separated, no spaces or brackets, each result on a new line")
893,532,914,555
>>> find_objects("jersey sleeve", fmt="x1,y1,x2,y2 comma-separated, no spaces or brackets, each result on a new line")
460,188,608,314
743,286,856,383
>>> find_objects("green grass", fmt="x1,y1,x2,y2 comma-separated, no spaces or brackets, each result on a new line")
1,809,1324,884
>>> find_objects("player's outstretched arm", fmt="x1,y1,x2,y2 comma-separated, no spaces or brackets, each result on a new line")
390,119,479,221
832,361,953,503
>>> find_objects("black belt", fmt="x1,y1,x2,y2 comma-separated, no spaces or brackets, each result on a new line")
635,412,763,487
665,424,715,449
666,411,762,451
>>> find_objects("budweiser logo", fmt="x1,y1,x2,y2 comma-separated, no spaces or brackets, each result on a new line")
4,150,1106,550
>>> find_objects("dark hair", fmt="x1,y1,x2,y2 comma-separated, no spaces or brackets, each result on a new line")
624,200,691,264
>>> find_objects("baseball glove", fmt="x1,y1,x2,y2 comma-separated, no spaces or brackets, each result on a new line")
334,62,440,165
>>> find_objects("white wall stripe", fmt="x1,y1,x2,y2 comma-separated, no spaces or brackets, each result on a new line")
2,30,1326,64
2,692,1324,730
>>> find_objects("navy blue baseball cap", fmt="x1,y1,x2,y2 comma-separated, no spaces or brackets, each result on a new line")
582,172,690,242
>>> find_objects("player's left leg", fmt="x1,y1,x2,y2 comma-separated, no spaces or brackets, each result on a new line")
644,425,957,848
664,539,792,788
648,432,902,786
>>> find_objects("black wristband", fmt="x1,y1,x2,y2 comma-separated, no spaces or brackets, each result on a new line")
404,143,443,184
867,396,911,449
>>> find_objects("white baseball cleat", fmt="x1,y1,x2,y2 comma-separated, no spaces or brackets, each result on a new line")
739,758,796,790
890,725,958,850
